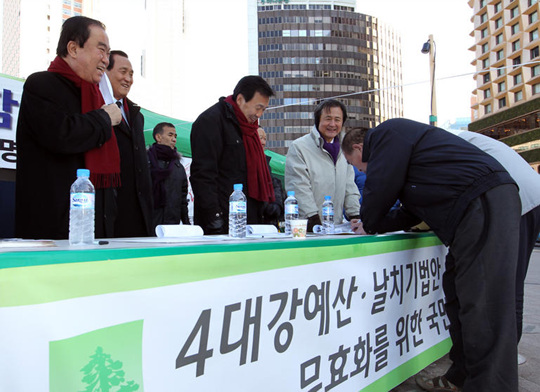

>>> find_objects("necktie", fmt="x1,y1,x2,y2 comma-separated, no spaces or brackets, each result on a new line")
116,100,129,125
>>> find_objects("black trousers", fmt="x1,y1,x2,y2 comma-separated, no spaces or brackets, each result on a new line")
444,184,521,392
516,204,540,341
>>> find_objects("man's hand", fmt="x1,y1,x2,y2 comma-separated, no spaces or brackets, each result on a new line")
350,219,367,235
101,103,122,126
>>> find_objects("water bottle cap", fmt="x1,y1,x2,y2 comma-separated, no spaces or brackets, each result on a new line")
287,191,295,197
324,195,331,201
234,183,243,191
77,168,90,178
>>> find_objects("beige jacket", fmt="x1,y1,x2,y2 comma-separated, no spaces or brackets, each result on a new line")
285,126,360,224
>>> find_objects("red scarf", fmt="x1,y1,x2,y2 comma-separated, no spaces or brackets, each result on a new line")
48,56,121,188
225,95,274,202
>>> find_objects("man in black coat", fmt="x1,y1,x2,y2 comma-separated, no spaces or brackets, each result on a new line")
15,16,122,239
148,122,190,228
190,76,275,234
100,50,153,237
342,119,521,392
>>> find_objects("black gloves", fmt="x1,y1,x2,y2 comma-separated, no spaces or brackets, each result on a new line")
307,214,322,233
182,217,191,225
204,213,225,235
263,202,282,220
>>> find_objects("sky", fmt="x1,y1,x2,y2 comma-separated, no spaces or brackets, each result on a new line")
356,0,476,126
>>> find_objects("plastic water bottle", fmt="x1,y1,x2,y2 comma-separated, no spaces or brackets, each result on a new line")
284,191,299,235
322,195,335,234
69,169,95,245
229,183,247,238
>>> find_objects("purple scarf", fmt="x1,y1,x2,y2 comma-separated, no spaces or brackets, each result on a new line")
323,137,341,164
148,143,180,208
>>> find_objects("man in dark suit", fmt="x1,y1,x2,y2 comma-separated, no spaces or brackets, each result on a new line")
343,120,521,392
190,76,275,234
99,50,153,237
15,16,122,239
148,122,191,228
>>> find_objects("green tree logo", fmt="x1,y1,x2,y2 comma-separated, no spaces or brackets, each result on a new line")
80,346,139,392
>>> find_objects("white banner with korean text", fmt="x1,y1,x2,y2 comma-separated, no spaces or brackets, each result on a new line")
0,244,449,391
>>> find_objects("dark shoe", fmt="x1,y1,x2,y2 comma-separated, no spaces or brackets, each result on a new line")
415,375,461,392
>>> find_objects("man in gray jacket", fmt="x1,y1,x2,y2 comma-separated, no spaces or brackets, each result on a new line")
285,100,360,231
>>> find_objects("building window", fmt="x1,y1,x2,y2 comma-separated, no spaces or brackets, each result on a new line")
514,73,523,85
499,97,507,108
531,46,540,59
533,83,540,95
510,7,519,19
495,17,503,29
483,58,490,68
480,13,488,23
482,43,489,53
483,73,491,83
481,28,488,38
485,103,492,114
496,49,504,60
511,23,520,35
496,33,504,44
530,1,538,8
484,88,492,99
497,67,506,77
498,81,506,92
512,40,521,51
513,56,521,67
531,29,539,42
530,11,538,24
480,0,487,7
532,64,540,76
514,90,523,101
495,2,502,13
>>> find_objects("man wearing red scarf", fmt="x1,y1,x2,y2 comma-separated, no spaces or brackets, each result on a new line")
15,16,122,239
190,76,275,234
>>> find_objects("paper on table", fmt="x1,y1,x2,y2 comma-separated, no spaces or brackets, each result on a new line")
246,225,278,235
155,224,204,238
0,239,56,248
313,222,354,235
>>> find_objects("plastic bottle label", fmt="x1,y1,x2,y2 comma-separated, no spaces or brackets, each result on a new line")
230,201,246,213
70,193,95,209
322,206,334,216
285,204,298,214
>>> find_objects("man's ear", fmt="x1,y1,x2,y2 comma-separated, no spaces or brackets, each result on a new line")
66,41,78,58
352,143,363,153
236,93,246,106
155,133,162,144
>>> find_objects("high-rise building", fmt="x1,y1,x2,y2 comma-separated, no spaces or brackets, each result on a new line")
257,0,403,155
377,22,403,122
1,0,258,122
2,0,21,77
468,0,539,167
1,0,83,79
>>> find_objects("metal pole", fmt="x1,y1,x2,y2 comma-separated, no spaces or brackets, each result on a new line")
428,34,437,126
